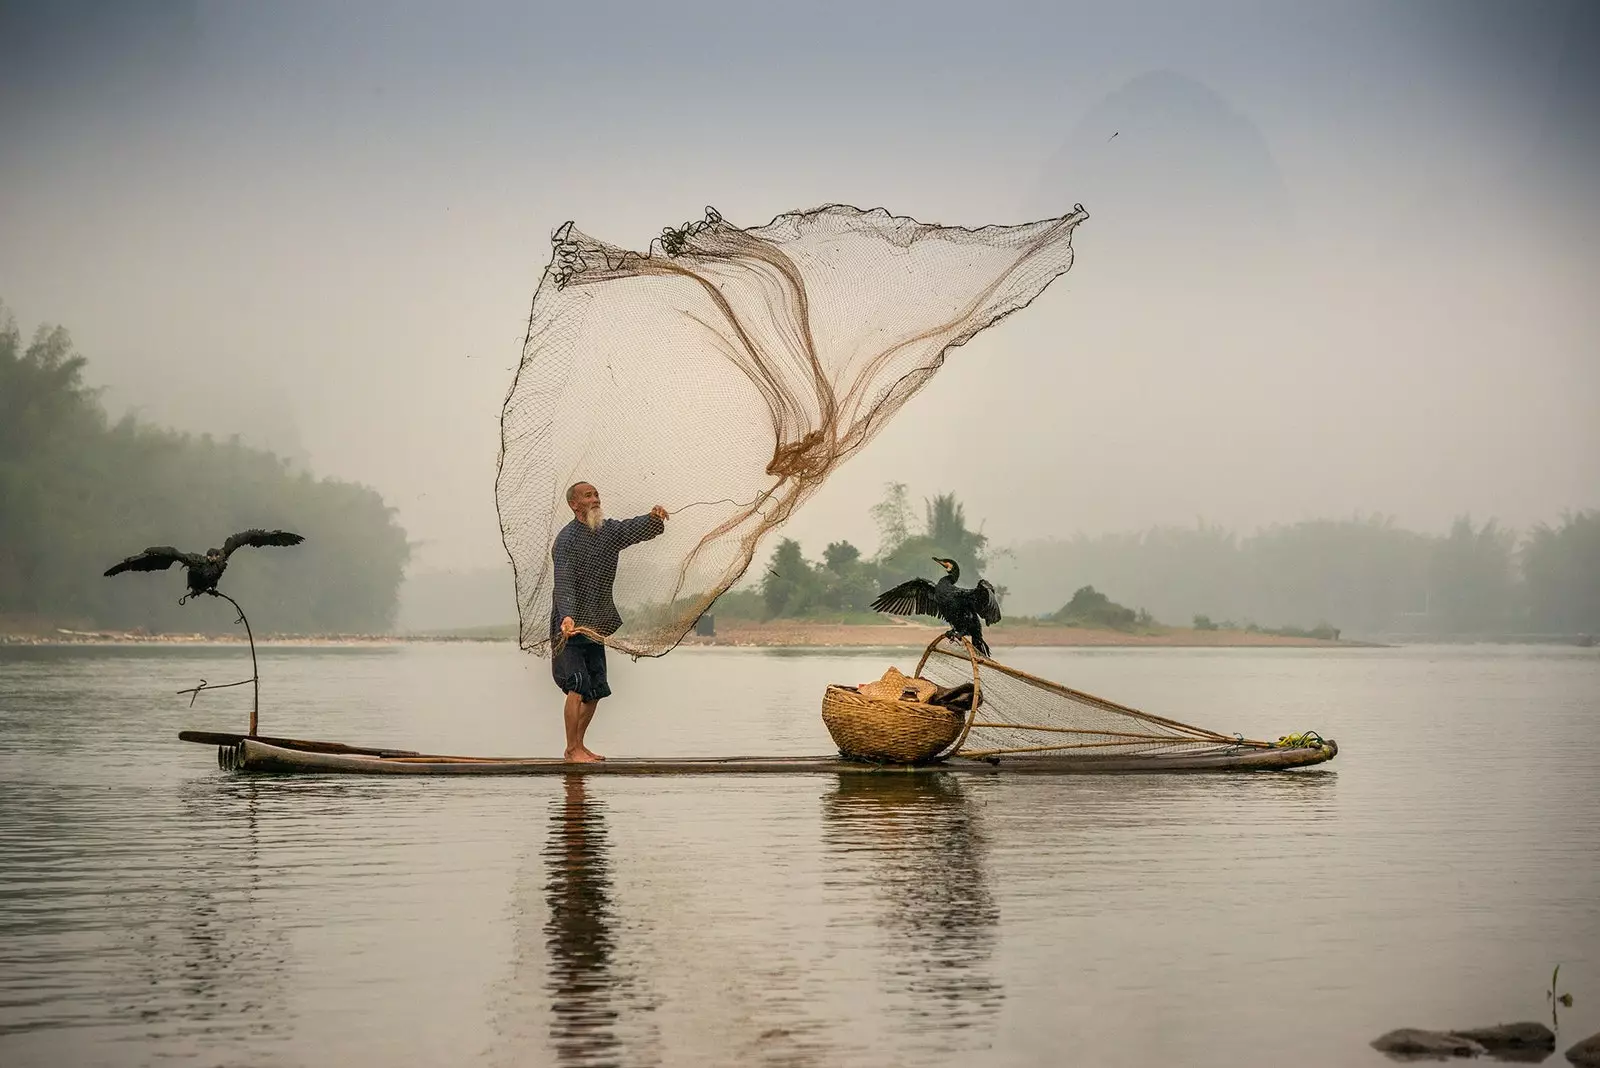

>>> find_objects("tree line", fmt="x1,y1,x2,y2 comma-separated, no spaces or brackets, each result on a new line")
729,482,1599,638
999,513,1599,637
0,305,410,635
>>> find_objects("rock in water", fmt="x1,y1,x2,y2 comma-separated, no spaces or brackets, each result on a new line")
1453,1022,1557,1053
1371,1029,1487,1058
1568,1031,1600,1067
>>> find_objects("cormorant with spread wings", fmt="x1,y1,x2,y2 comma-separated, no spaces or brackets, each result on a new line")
870,557,1002,657
104,529,305,602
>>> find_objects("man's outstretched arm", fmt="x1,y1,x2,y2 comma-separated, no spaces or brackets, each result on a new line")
615,506,667,547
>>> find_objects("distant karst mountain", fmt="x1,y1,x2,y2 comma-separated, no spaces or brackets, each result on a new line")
1025,70,1296,285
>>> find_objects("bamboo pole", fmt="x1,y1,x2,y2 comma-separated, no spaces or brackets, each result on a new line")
963,722,1237,743
211,591,260,737
959,738,1228,758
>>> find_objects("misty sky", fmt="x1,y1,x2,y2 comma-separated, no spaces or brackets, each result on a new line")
2,0,1595,575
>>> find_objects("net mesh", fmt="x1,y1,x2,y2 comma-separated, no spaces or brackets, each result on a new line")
915,640,1269,759
497,203,1088,658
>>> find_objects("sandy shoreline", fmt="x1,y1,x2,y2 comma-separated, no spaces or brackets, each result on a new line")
1,621,1370,649
679,620,1366,648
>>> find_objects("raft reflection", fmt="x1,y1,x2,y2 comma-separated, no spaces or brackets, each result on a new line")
821,774,1002,1040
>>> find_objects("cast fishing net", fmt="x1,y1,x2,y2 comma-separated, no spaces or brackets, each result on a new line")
497,203,1088,658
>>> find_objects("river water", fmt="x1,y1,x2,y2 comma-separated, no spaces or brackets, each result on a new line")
1,641,1596,1067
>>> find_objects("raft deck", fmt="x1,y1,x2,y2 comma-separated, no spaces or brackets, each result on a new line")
180,731,1338,776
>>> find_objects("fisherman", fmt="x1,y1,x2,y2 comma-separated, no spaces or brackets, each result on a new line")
550,481,668,763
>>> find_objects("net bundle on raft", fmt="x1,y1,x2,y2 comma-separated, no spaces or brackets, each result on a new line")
496,203,1088,659
824,636,1338,769
916,641,1298,760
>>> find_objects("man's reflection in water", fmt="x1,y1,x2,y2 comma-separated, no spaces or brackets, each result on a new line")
822,774,1002,1037
543,774,626,1067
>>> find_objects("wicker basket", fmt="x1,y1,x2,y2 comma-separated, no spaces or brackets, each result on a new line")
820,637,985,765
821,684,965,764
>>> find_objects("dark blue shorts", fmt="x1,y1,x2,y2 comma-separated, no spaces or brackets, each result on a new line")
552,634,610,701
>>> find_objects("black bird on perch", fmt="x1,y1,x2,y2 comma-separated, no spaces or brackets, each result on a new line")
871,557,1002,658
104,529,305,603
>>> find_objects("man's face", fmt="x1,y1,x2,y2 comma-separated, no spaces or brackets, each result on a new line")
569,483,600,519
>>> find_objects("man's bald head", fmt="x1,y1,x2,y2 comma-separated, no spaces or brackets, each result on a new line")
567,482,603,530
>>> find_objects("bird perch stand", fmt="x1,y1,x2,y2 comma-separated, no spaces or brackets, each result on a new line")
175,590,263,737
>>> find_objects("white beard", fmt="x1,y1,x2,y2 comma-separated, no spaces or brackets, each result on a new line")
582,506,605,532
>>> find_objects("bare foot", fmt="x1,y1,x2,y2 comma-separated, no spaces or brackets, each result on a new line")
563,748,602,764
580,746,606,761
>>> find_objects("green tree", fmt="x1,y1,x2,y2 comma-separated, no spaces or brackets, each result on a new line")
1428,515,1516,633
1048,585,1142,630
923,494,988,565
822,541,861,571
818,540,880,612
1522,510,1600,633
869,481,913,556
761,538,821,619
878,492,992,590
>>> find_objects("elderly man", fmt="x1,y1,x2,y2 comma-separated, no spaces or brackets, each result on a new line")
550,481,668,762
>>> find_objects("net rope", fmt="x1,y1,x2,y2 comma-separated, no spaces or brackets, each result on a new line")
913,640,1272,759
497,203,1088,658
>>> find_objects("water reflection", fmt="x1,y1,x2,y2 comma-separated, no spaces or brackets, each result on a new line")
542,775,627,1066
114,779,293,1047
822,774,1003,1040
476,776,663,1067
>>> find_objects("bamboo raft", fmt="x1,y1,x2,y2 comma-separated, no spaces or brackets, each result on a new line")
174,626,1339,776
179,730,1337,776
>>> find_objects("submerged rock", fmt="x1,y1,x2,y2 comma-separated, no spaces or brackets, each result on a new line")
1568,1032,1600,1067
1372,1029,1487,1058
1453,1023,1557,1053
1374,1022,1560,1061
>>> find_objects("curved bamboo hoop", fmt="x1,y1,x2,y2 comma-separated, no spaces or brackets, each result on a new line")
913,634,983,759
175,591,263,737
211,591,261,738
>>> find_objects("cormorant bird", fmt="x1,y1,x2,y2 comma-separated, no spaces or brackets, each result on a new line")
871,557,1002,657
104,529,305,602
